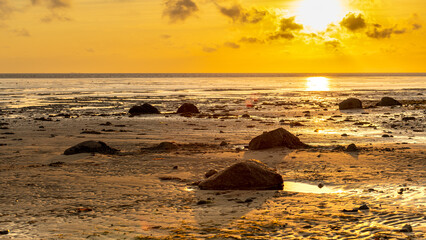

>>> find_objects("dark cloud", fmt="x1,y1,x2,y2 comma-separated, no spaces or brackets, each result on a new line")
324,39,341,50
217,3,268,24
163,0,198,23
224,41,240,49
412,23,422,30
32,0,72,9
366,26,393,39
279,16,303,32
340,12,366,31
203,46,217,53
267,16,302,40
239,37,262,44
268,32,294,40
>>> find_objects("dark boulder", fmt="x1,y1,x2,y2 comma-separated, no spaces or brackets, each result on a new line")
64,141,118,155
198,160,283,190
129,103,160,115
339,98,362,110
376,97,402,106
248,128,308,150
177,103,200,114
346,143,358,152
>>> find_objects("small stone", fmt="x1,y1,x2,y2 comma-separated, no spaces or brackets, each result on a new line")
358,204,369,210
0,230,9,235
196,200,209,205
400,224,413,232
177,103,199,114
172,166,178,170
318,183,324,188
219,141,228,146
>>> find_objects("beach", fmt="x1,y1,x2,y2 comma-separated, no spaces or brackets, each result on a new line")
0,74,425,239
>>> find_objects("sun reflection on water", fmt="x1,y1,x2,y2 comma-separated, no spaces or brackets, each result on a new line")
306,77,330,91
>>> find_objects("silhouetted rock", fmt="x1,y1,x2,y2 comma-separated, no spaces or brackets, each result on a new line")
346,143,358,152
129,103,160,115
402,117,415,121
64,141,118,155
146,142,178,151
376,97,402,106
339,98,362,110
198,160,283,190
248,128,308,150
400,224,413,232
177,103,199,114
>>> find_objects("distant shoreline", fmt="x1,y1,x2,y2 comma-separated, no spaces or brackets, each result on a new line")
0,72,426,79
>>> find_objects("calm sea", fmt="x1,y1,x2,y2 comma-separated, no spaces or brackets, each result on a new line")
1,73,425,108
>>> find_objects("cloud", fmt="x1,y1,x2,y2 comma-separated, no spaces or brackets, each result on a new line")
203,46,217,53
268,32,294,40
279,16,303,32
224,41,240,49
412,23,421,30
340,12,366,31
267,16,302,40
216,3,269,24
0,0,14,20
366,26,393,39
239,37,262,44
41,12,72,22
324,39,341,50
161,34,172,39
163,0,198,23
12,28,30,37
32,0,72,9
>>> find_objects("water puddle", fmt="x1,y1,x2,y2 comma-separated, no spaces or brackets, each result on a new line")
284,181,344,194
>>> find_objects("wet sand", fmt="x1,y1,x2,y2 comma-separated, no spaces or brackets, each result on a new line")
0,87,425,239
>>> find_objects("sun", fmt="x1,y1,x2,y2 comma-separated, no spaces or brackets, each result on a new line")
296,0,345,31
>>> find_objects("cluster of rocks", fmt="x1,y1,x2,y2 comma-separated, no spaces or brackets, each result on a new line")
129,103,199,116
339,97,402,110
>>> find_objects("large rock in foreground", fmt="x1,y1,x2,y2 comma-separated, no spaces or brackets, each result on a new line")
198,160,283,190
376,97,402,106
64,141,118,155
339,98,362,110
248,128,308,150
177,103,199,114
129,103,160,115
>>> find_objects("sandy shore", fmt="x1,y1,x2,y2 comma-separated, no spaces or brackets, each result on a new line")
0,94,425,239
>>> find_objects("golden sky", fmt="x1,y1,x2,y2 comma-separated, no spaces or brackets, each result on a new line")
0,0,425,73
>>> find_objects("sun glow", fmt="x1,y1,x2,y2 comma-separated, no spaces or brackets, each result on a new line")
296,0,345,31
306,77,330,91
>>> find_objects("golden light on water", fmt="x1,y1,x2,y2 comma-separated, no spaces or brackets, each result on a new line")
296,0,345,31
306,77,330,91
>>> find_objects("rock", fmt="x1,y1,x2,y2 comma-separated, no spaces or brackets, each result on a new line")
376,97,402,106
248,128,308,150
400,224,413,232
129,103,160,115
48,161,65,167
241,114,250,118
0,230,9,235
318,183,324,188
198,159,283,190
177,103,199,114
64,141,118,155
205,169,218,178
358,204,369,210
149,142,178,151
196,200,209,205
339,98,362,110
402,117,415,121
346,143,358,152
219,141,228,146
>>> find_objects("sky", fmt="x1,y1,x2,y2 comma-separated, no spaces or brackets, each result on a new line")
0,0,425,73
